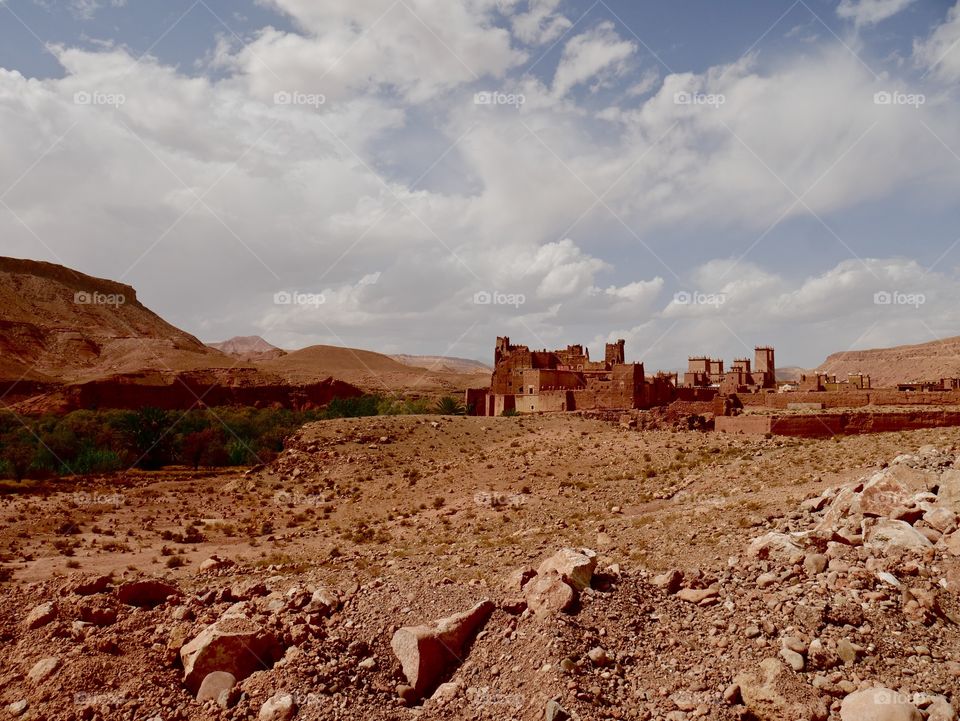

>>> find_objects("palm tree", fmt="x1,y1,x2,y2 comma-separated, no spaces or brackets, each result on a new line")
434,396,466,415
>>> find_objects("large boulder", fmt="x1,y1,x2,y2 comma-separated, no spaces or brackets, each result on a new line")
864,519,933,550
180,610,281,694
839,687,921,721
940,469,960,510
748,532,804,562
536,548,597,591
391,599,494,698
116,579,179,607
859,469,923,517
815,485,860,533
735,658,828,721
525,572,575,617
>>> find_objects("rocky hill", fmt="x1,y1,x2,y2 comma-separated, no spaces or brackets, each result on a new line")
260,345,487,395
0,256,231,384
208,336,286,362
817,336,960,387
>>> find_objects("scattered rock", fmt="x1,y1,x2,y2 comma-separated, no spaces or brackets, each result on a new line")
839,687,921,721
652,569,684,593
24,601,56,629
536,547,597,591
258,692,296,721
196,671,236,708
116,579,179,607
6,700,28,717
525,572,576,617
546,699,575,721
735,658,827,721
180,610,281,693
27,657,60,684
391,599,494,697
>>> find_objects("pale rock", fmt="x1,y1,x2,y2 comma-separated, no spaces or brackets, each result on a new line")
180,610,281,693
939,468,960,509
196,671,236,707
525,572,575,617
587,647,610,666
779,647,805,671
430,681,460,705
748,532,804,562
390,599,494,697
804,553,828,576
735,658,827,721
652,569,683,594
536,548,597,591
927,695,958,721
27,657,60,683
25,601,57,629
676,587,718,604
258,692,296,721
546,699,575,721
839,687,921,721
925,507,958,533
864,519,933,550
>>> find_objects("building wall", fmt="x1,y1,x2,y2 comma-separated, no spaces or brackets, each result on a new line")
737,389,960,409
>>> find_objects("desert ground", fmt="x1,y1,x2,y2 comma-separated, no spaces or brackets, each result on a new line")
2,414,960,720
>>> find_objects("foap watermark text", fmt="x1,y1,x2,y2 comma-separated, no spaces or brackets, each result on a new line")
473,290,525,308
75,291,125,307
874,290,925,308
673,290,726,307
274,291,325,307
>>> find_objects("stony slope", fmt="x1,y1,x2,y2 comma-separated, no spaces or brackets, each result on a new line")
2,417,960,719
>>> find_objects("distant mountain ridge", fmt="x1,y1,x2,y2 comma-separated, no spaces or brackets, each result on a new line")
390,354,491,375
817,336,960,387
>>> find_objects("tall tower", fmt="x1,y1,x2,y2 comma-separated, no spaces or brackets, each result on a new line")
754,346,775,388
495,336,510,365
605,339,625,366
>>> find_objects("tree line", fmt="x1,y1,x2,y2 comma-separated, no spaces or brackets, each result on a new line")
0,394,465,481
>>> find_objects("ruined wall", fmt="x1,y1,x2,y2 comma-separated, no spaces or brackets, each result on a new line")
737,390,960,409
715,416,773,435
717,410,960,437
465,388,489,415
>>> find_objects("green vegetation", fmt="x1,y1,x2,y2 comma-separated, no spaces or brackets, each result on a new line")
0,406,320,479
434,396,466,415
0,392,469,480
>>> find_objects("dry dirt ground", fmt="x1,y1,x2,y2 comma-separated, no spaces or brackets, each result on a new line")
2,415,960,720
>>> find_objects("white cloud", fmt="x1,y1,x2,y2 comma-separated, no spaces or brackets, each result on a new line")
510,0,573,45
551,22,636,98
1,3,960,365
914,1,960,82
837,0,916,27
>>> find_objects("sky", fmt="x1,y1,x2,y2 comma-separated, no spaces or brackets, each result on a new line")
1,0,960,370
